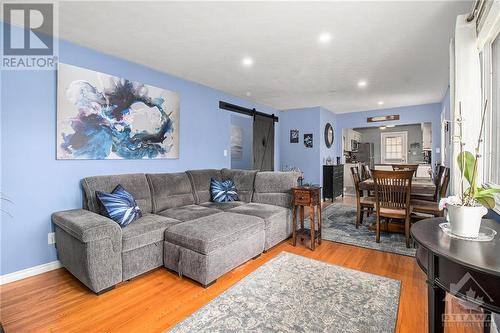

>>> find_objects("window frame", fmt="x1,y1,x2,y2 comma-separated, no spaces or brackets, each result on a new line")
479,9,500,213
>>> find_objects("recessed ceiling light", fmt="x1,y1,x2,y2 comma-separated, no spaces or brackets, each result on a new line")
242,57,254,67
377,100,384,105
318,32,332,44
245,91,252,97
357,80,368,88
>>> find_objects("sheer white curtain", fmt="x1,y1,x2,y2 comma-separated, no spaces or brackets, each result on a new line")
449,14,482,196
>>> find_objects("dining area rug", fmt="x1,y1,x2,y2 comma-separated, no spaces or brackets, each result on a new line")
320,203,417,257
168,252,401,333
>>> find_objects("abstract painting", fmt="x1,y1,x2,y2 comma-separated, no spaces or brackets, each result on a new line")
304,134,313,148
230,125,243,160
290,129,299,143
57,63,179,159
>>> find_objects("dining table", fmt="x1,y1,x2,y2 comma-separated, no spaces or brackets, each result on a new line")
359,177,436,197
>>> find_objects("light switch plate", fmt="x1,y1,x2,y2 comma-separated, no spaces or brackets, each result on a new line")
48,232,56,245
223,149,228,157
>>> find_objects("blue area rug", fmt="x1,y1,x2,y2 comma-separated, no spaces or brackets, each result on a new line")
169,252,400,333
320,203,416,257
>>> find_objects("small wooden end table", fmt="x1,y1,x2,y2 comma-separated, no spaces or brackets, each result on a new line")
291,186,322,250
412,218,500,333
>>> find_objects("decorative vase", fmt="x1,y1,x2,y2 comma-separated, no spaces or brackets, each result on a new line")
447,204,488,238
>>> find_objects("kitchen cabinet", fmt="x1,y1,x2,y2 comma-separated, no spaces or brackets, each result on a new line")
343,129,362,152
416,164,432,179
421,123,432,150
343,163,358,195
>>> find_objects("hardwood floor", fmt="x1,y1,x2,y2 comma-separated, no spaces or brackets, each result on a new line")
0,198,483,333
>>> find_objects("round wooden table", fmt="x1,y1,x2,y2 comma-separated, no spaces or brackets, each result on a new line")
411,218,500,333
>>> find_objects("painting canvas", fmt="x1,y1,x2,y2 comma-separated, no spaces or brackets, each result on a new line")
57,63,179,159
290,129,299,143
230,125,243,160
304,133,313,148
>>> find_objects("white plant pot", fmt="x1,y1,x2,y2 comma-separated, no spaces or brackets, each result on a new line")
447,204,488,238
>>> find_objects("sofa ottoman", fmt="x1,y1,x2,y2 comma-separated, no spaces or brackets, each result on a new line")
229,203,292,250
163,212,265,287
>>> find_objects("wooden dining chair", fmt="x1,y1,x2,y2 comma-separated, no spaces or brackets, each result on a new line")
372,170,414,247
413,166,446,202
351,166,375,228
392,164,419,176
361,164,372,180
411,168,450,219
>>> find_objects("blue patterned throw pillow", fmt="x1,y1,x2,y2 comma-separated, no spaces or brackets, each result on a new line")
96,185,142,227
210,178,239,203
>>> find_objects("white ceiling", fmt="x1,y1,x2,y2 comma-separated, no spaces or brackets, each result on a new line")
57,1,471,113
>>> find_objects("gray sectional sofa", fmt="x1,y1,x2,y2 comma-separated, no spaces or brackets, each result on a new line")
52,169,299,293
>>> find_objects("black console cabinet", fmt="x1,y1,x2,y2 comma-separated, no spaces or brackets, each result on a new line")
322,165,344,201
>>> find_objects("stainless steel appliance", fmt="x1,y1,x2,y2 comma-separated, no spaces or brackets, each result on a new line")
352,143,374,168
350,139,359,152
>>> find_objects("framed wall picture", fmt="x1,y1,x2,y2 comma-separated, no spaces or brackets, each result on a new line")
324,123,334,148
304,133,313,148
230,125,243,160
57,63,179,159
290,129,299,143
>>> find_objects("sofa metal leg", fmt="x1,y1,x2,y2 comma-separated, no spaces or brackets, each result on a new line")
96,285,115,295
202,280,217,288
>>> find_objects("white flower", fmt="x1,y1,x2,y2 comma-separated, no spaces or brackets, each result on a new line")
439,196,462,210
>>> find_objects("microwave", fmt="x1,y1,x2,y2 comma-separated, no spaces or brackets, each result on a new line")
351,139,359,152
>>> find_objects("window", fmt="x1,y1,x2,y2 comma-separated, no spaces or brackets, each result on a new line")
478,5,500,211
385,136,403,160
489,34,499,184
381,131,407,164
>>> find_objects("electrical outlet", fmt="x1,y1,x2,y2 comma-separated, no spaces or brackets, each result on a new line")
48,232,56,245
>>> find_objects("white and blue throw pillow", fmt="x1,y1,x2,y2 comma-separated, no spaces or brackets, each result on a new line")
96,185,142,227
210,178,239,203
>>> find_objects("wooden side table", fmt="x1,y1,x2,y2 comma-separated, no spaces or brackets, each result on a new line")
291,186,322,250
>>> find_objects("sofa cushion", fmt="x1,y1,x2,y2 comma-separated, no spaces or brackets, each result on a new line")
122,214,181,252
200,201,247,211
82,173,153,214
229,203,288,228
146,172,195,212
164,212,264,254
221,169,258,202
253,171,299,193
229,203,292,249
186,169,222,203
252,171,299,208
157,204,221,222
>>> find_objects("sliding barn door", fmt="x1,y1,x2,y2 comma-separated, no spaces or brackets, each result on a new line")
253,114,274,171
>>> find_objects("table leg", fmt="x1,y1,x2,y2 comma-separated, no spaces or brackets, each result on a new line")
292,205,297,246
300,205,304,229
318,204,322,245
483,310,491,333
309,205,315,250
427,253,445,333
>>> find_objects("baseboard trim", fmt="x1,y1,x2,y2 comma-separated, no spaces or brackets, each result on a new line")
0,260,62,285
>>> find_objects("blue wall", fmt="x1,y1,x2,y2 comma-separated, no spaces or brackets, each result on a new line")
279,107,321,185
319,107,339,186
0,37,281,275
336,103,442,167
230,114,253,170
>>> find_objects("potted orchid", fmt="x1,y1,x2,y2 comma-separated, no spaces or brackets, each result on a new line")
440,102,500,238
